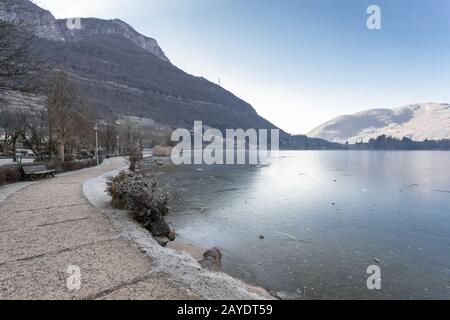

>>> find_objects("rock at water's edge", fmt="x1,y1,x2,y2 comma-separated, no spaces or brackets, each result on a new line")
155,236,170,247
149,221,171,237
200,247,222,271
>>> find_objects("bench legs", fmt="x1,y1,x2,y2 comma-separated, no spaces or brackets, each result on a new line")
28,173,55,181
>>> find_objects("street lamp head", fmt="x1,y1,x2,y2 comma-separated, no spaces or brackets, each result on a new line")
94,126,98,131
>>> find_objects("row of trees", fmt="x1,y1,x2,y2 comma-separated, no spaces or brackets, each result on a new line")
350,135,450,150
0,70,174,163
0,70,96,162
0,0,172,163
0,0,43,161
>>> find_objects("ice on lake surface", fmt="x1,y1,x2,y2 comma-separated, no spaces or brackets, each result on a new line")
148,151,450,299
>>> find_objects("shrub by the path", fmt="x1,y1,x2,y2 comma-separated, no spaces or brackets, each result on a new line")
106,171,174,243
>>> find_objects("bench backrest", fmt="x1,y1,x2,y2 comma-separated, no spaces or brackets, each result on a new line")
22,165,48,174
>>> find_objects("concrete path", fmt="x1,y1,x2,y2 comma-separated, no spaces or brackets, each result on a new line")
0,159,199,300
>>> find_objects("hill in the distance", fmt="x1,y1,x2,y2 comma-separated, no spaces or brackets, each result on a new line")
308,103,450,143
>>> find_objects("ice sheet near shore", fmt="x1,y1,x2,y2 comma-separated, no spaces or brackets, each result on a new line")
82,168,273,300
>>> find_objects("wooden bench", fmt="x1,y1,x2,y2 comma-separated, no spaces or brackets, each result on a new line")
22,165,56,181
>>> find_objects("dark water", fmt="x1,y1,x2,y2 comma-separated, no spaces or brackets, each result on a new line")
149,151,450,299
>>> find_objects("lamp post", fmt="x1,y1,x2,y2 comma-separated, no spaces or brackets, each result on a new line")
94,125,99,166
116,135,120,157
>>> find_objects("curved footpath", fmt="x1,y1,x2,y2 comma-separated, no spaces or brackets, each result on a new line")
0,158,272,300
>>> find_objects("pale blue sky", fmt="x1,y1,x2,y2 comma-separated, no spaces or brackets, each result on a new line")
38,0,450,134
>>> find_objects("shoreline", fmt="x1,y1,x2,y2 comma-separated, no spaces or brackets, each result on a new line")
82,164,275,300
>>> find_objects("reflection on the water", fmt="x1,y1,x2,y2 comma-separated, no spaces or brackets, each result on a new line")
148,151,450,299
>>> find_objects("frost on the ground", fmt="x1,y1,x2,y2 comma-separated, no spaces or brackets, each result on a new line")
0,181,33,204
83,169,272,300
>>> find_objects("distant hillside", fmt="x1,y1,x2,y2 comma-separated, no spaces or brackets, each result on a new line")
308,103,450,143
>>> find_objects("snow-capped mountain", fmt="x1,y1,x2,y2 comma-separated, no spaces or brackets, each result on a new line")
308,103,450,143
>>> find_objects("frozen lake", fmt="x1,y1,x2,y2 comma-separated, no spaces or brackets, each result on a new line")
148,151,450,299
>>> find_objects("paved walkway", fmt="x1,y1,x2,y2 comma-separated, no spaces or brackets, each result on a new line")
0,159,199,300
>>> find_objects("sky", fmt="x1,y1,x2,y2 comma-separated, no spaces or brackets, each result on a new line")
37,0,450,134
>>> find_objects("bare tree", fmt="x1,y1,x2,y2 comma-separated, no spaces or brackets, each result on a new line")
0,108,11,153
15,107,47,160
47,70,95,162
0,0,41,91
0,107,24,161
